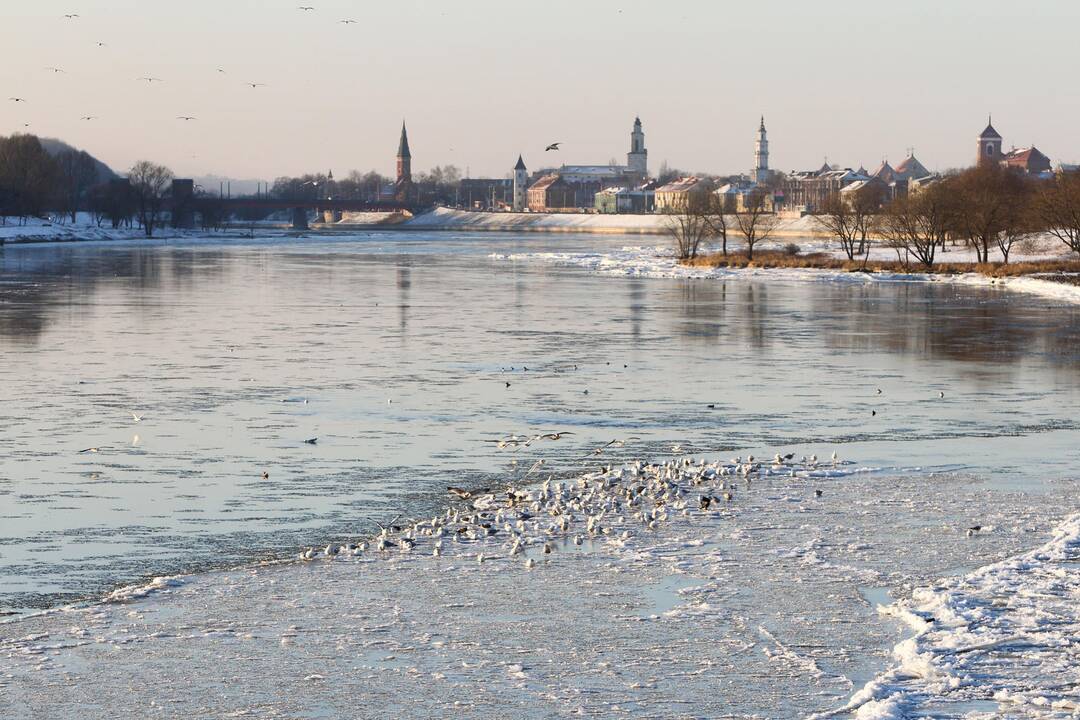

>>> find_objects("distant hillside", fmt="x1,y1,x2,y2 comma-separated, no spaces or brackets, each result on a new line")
38,137,118,184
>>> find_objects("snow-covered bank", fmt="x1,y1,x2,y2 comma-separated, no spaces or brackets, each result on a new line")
821,513,1080,718
492,244,1080,307
404,206,674,234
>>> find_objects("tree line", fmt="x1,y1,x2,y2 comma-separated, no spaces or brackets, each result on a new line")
821,164,1080,269
667,165,1080,268
0,133,176,237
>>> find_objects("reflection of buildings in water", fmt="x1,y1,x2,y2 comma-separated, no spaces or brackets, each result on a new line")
672,280,770,350
628,279,646,339
396,264,411,334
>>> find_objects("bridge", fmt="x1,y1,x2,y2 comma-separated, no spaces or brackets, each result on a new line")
169,180,414,230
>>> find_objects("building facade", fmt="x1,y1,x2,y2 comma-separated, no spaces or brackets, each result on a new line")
754,117,769,185
627,117,648,177
513,155,528,211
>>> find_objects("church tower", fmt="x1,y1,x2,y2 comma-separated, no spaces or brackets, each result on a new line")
513,155,528,212
977,115,1002,167
754,116,769,185
396,121,412,185
627,117,648,177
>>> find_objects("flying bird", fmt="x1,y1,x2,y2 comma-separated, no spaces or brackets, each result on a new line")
130,412,143,422
63,13,80,19
545,143,562,151
339,18,357,24
137,77,164,83
9,97,26,102
80,115,98,121
45,67,66,73
176,116,197,121
78,446,104,454
298,5,315,9
245,82,267,88
96,41,107,47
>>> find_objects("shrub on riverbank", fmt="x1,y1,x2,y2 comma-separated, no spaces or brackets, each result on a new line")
684,250,1080,278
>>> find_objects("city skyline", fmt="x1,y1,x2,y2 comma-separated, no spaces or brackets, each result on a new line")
2,0,1078,181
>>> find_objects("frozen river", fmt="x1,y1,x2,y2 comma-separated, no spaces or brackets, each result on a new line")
1,231,1079,717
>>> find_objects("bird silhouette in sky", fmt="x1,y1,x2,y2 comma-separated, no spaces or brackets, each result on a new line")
545,142,562,151
137,77,164,83
177,116,197,121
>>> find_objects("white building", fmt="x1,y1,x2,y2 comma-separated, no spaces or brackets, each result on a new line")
754,116,769,185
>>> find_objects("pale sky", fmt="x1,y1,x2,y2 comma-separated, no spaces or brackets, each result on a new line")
2,0,1078,182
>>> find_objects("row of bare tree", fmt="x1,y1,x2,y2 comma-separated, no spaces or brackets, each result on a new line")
820,164,1080,269
668,165,1080,269
665,185,778,261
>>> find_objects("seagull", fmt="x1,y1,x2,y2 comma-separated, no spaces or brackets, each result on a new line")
447,486,472,500
63,13,80,19
96,41,107,47
9,97,26,102
130,412,143,422
339,18,357,24
176,116,197,121
45,67,66,73
532,432,575,442
876,388,882,395
966,525,982,537
939,391,945,399
545,143,561,152
78,447,104,454
522,459,546,479
261,471,269,480
298,5,315,9
303,437,318,445
80,115,97,121
245,82,267,88
137,77,164,83
216,68,227,74
579,438,639,460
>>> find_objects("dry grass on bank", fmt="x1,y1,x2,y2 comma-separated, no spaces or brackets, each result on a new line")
684,250,1080,278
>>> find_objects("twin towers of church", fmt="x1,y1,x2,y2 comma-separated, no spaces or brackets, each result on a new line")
511,117,649,211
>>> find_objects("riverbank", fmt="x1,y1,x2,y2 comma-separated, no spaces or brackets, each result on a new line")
493,243,1080,307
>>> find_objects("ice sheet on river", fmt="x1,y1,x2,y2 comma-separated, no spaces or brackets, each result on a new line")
1,457,1076,719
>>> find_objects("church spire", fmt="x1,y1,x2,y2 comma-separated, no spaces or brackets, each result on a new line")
396,120,412,186
397,120,411,159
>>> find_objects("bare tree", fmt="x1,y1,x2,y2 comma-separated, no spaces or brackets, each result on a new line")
664,189,714,261
55,149,99,224
879,183,953,270
1033,171,1080,256
128,160,174,238
951,164,1030,263
733,187,778,260
705,193,732,256
818,183,883,263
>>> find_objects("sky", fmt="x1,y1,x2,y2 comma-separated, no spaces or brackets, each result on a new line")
2,0,1079,183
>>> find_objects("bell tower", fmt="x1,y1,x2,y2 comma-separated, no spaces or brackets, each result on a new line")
977,115,1002,167
627,117,648,177
513,155,528,212
754,116,769,185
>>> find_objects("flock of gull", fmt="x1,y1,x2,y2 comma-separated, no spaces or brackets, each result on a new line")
299,450,847,567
